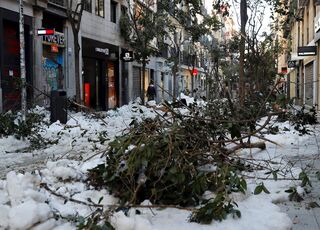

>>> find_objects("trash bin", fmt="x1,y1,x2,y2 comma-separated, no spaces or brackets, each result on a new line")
50,90,67,124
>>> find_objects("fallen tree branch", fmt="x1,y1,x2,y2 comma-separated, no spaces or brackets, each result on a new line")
40,183,195,211
252,134,281,146
40,183,103,208
227,141,266,154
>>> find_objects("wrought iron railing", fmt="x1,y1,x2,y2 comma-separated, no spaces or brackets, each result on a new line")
48,0,65,7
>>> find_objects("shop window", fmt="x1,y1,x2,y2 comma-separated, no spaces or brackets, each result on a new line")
111,1,117,23
84,0,92,13
95,0,104,17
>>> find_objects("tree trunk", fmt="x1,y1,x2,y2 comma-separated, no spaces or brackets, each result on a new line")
19,0,27,121
74,34,81,104
172,60,178,102
142,61,146,104
239,0,248,106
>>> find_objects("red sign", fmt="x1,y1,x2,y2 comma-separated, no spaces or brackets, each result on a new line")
51,44,59,53
192,68,198,76
37,29,55,36
281,67,288,74
84,83,90,107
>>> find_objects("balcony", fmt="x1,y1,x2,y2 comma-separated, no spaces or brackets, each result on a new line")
48,0,66,7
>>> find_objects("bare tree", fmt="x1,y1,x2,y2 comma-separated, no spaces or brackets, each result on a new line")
120,0,168,103
66,0,86,104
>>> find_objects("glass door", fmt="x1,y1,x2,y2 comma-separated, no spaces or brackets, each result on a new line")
107,61,117,109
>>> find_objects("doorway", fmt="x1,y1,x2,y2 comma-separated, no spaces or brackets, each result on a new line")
107,61,117,109
83,57,104,110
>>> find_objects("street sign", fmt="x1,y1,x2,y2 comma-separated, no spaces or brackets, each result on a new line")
37,29,55,36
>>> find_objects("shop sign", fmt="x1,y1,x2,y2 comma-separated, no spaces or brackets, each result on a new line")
281,67,288,74
42,32,65,47
120,51,134,62
298,46,317,56
37,29,55,36
95,47,109,55
288,60,297,68
192,68,198,76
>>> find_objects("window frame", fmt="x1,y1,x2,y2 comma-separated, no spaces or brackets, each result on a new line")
110,0,117,23
95,0,105,18
83,0,92,13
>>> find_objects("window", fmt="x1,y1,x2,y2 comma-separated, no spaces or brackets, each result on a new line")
95,0,104,17
111,1,117,23
84,0,92,12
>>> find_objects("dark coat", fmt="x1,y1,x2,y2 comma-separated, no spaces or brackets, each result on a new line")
147,84,156,100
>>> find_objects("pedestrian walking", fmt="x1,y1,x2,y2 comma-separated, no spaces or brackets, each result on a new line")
147,80,156,101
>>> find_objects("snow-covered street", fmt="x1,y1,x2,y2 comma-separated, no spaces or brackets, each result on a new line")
0,101,319,229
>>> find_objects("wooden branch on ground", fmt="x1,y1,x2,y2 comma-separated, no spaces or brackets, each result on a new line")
40,183,103,208
227,141,266,155
252,134,281,146
40,183,194,211
70,101,109,127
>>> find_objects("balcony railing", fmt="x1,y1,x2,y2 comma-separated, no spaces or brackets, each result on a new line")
48,0,65,7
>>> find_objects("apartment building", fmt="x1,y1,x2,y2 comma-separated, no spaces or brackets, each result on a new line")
0,0,76,112
0,0,212,112
282,0,320,109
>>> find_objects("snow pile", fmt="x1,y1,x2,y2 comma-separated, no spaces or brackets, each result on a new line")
1,101,318,229
110,195,292,230
179,93,206,106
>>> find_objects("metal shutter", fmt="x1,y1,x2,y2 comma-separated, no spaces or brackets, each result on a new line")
132,66,141,100
305,62,313,106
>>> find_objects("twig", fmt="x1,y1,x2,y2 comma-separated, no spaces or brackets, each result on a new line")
40,183,103,208
40,183,196,211
252,134,281,146
243,175,299,181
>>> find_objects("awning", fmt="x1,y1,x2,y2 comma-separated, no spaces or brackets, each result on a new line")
290,53,305,61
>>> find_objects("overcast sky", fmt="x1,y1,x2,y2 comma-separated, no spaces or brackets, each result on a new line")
204,0,272,36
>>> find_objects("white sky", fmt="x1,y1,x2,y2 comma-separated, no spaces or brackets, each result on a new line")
204,0,272,36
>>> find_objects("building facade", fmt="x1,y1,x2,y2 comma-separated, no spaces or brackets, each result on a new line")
0,0,76,112
282,0,320,109
0,0,214,112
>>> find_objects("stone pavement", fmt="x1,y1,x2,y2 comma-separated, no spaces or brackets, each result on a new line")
276,128,320,230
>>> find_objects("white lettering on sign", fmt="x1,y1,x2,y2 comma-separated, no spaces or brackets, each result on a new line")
95,48,109,55
42,32,65,47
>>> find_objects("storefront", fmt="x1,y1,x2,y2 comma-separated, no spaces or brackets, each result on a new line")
0,7,33,112
82,37,119,110
41,12,66,104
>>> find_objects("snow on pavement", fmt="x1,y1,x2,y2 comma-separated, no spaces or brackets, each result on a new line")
0,100,317,229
